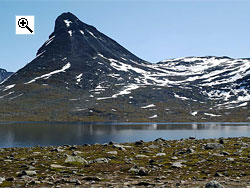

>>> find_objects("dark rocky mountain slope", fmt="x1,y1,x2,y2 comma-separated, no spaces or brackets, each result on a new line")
0,12,249,122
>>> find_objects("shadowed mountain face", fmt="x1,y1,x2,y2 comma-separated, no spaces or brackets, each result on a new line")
6,12,146,89
0,12,249,122
0,69,13,82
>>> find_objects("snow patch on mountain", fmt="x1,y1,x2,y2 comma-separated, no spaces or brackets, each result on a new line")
141,104,156,109
3,84,15,91
68,30,72,36
76,73,83,84
25,63,71,84
204,113,222,117
64,19,72,27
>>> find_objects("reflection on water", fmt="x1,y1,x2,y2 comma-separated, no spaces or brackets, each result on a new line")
0,122,249,148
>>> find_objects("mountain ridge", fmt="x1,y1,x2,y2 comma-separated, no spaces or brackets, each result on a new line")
0,12,249,122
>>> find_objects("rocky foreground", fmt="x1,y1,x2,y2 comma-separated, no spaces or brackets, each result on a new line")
0,137,249,187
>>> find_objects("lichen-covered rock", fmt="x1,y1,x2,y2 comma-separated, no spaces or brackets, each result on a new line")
65,154,88,164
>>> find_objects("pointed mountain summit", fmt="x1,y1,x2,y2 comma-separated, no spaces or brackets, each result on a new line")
0,12,249,122
5,12,148,89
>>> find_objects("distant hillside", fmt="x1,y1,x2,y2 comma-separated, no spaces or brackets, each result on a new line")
0,68,13,82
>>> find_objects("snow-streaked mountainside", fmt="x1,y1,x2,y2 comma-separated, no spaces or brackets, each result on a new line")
0,68,13,83
0,12,249,122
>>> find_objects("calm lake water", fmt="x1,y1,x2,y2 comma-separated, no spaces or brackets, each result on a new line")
0,122,250,148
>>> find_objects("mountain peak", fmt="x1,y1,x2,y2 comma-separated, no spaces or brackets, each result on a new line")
53,12,96,35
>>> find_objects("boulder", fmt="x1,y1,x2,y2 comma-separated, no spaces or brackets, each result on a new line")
205,180,224,188
204,143,224,150
65,154,88,164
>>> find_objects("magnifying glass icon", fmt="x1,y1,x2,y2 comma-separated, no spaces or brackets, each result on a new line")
18,18,33,33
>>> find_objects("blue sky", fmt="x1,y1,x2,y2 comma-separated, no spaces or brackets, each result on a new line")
1,0,250,72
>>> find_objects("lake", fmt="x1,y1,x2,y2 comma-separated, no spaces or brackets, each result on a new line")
0,122,250,148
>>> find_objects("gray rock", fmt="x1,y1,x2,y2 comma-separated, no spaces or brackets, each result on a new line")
148,144,159,149
138,167,148,176
205,180,224,188
223,158,234,162
135,140,144,146
204,143,224,150
92,158,110,163
113,144,132,151
65,155,88,164
128,166,148,176
172,162,185,168
219,139,224,144
186,148,194,154
50,164,66,168
128,166,140,174
220,151,229,156
214,172,224,177
171,156,178,160
136,154,149,158
107,151,118,155
23,170,37,176
156,153,166,157
154,138,165,144
0,177,5,184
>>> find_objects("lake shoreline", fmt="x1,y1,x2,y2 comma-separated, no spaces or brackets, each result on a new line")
0,137,249,187
1,121,250,125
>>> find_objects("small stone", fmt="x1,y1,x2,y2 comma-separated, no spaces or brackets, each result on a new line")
113,144,132,150
69,146,78,150
224,158,234,162
83,176,102,181
22,170,37,176
176,182,181,186
171,156,178,160
75,179,81,185
214,172,224,177
0,177,5,184
136,182,152,186
148,144,159,149
186,148,194,154
138,167,148,176
6,177,14,181
73,151,83,156
220,151,229,156
135,140,144,146
32,152,41,155
92,158,110,163
205,180,224,188
128,166,139,174
156,153,166,157
50,164,66,168
219,139,224,144
107,151,118,155
136,154,149,158
149,159,155,164
154,138,165,144
172,162,185,168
